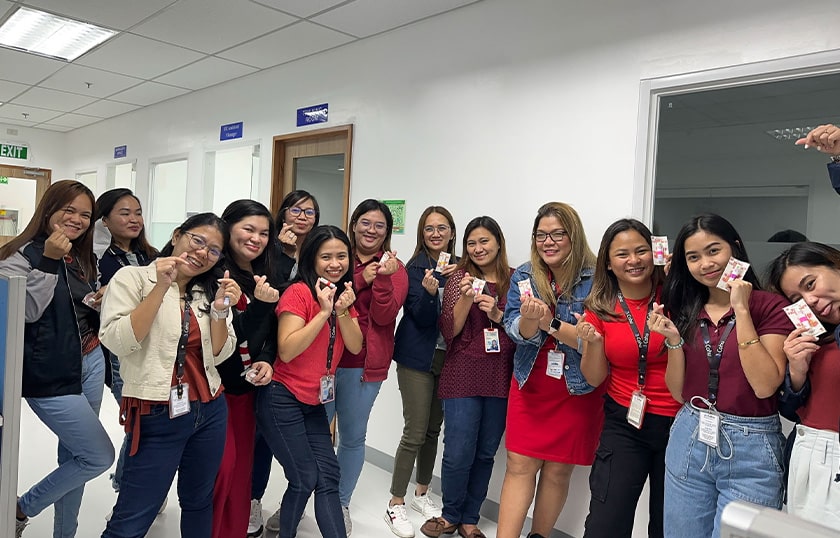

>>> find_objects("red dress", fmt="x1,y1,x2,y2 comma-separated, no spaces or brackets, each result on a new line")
505,337,605,465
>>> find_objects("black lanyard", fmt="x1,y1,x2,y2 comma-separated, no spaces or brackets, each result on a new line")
326,311,336,373
176,300,191,397
699,317,736,404
617,291,654,388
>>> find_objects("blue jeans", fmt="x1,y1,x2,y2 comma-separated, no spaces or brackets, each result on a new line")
257,381,345,538
19,346,114,538
440,396,507,525
102,396,228,538
664,404,784,538
251,429,273,500
324,367,383,507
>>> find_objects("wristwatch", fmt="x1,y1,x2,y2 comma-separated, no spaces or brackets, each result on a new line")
549,316,562,334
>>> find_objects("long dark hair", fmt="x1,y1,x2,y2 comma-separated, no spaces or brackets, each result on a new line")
586,218,664,321
662,213,760,343
349,199,394,253
94,188,158,260
0,180,96,279
410,205,457,265
292,225,354,301
159,213,229,311
457,216,511,301
221,200,278,297
276,190,320,229
767,242,840,296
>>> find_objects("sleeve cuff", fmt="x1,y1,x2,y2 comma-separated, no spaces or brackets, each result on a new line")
36,256,60,274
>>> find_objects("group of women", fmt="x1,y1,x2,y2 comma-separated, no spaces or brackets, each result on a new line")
3,177,840,538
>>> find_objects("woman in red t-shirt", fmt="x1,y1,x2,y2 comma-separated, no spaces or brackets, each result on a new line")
768,242,840,531
255,225,363,538
576,218,680,538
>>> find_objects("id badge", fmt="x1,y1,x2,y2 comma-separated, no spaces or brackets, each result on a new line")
627,390,647,429
546,350,565,380
698,410,720,448
169,383,190,419
484,328,500,353
241,367,258,385
320,374,335,404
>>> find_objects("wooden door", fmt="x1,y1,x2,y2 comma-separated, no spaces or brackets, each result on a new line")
0,165,51,247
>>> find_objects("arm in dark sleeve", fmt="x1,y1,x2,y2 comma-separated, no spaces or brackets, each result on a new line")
777,365,810,422
401,265,439,328
828,162,840,195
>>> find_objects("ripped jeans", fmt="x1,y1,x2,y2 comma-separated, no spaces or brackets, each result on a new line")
663,402,784,538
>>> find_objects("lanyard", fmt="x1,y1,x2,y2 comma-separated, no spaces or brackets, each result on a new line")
326,311,336,373
699,317,736,404
616,291,654,388
176,299,191,397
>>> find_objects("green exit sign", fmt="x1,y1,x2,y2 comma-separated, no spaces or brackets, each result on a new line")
0,143,28,160
0,176,8,184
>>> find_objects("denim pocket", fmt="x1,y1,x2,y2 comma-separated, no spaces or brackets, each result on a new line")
728,428,784,508
589,446,612,503
664,410,694,481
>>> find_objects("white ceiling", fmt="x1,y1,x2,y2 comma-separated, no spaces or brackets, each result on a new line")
0,0,479,132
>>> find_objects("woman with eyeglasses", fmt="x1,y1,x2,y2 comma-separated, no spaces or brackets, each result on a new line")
250,190,320,535
421,216,514,538
576,219,679,538
100,213,239,538
647,214,791,538
497,202,604,538
384,206,458,538
1,180,114,538
767,242,840,531
326,199,409,535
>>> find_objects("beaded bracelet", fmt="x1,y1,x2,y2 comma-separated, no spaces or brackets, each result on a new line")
664,337,685,350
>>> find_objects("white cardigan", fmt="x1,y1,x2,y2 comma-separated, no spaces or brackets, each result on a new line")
99,262,236,401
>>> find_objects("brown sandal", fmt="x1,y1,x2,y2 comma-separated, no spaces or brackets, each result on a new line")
457,525,487,538
420,517,458,537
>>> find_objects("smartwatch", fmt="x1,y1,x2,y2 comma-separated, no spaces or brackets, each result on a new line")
549,317,562,334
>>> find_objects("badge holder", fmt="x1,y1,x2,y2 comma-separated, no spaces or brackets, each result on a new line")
627,390,647,429
698,408,720,448
484,328,500,353
320,373,335,404
170,382,190,418
546,349,565,380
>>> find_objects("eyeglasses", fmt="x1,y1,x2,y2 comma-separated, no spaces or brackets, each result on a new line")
534,230,568,243
287,207,317,218
357,219,387,233
423,225,451,235
183,232,223,260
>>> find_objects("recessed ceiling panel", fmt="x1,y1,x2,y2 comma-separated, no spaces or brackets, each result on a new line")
75,33,204,80
0,102,63,123
23,0,177,31
0,79,30,102
132,0,297,54
39,64,143,98
219,21,354,69
250,0,348,18
109,81,190,106
33,122,74,132
154,57,258,90
0,47,65,85
46,112,101,128
74,99,141,118
12,87,98,112
312,0,478,37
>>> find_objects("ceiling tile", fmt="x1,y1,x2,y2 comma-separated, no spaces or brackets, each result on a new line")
47,112,102,128
0,47,66,85
11,87,98,112
33,123,75,132
0,103,63,123
219,21,354,69
0,118,39,129
132,0,298,54
0,79,31,102
74,99,141,118
154,57,258,90
312,0,477,37
250,0,348,18
109,81,190,106
23,0,177,30
76,33,204,80
39,64,143,98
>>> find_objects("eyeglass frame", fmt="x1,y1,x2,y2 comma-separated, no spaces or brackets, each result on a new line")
287,206,317,218
356,218,388,233
182,231,224,260
423,224,452,235
533,230,569,243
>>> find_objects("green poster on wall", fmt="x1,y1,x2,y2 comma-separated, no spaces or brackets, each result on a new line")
381,200,405,235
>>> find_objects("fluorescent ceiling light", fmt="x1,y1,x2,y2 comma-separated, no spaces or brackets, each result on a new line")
0,7,117,62
765,126,814,141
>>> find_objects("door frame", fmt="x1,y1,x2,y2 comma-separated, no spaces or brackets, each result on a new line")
0,164,51,247
269,125,353,228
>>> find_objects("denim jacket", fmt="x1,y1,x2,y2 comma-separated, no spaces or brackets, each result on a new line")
503,262,596,394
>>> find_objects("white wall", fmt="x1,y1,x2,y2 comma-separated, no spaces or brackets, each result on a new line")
19,0,840,535
0,123,68,175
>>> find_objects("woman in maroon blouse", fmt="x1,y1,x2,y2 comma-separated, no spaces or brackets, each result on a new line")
420,216,514,538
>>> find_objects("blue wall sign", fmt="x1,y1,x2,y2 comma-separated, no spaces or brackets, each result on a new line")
114,145,127,159
220,122,244,141
296,103,328,127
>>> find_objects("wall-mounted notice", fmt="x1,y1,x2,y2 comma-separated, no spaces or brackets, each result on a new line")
114,145,127,159
220,122,243,141
381,200,406,235
297,103,328,127
0,143,27,160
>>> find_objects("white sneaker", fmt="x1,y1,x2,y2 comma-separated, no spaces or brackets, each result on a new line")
411,490,442,519
342,505,352,536
384,503,415,538
265,505,281,533
248,499,264,537
15,517,28,538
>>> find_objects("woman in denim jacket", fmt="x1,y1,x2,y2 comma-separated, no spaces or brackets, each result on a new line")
497,202,604,538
